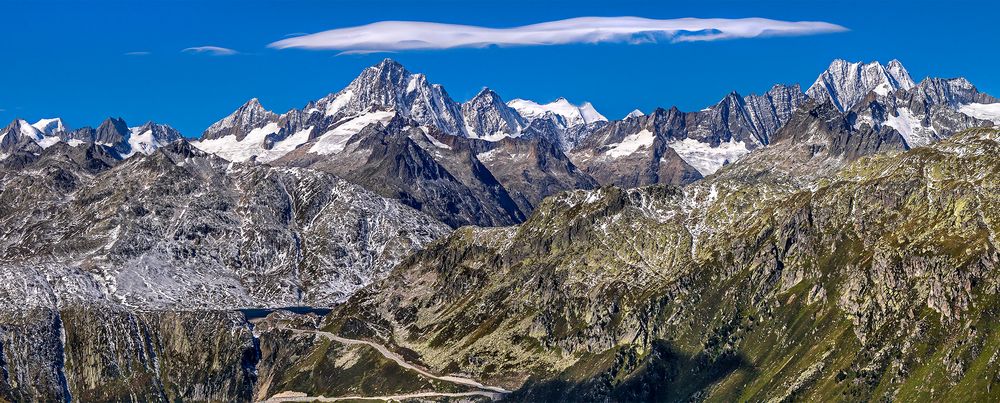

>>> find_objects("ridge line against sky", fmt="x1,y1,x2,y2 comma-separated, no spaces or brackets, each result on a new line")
267,17,847,54
2,0,998,137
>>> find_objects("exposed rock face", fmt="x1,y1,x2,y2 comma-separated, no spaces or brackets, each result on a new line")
0,140,449,309
739,84,810,144
0,119,44,154
321,127,1000,402
0,307,258,402
807,59,916,111
569,85,809,183
277,117,527,228
570,106,704,187
202,98,280,141
850,77,997,147
317,58,467,135
469,135,599,214
461,88,525,139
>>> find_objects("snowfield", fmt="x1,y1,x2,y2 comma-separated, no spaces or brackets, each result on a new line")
668,138,750,175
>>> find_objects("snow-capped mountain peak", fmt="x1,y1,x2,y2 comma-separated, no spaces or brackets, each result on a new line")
625,109,645,119
461,87,525,140
124,121,184,157
507,97,607,127
806,59,916,111
313,58,467,135
202,98,278,141
16,119,44,141
32,118,67,135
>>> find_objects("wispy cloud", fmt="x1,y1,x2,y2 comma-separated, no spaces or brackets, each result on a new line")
125,51,151,56
182,46,239,56
268,17,847,53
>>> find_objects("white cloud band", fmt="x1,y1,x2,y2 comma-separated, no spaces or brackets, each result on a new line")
268,17,847,53
182,46,238,56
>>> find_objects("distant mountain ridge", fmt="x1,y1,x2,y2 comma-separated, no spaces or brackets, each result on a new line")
187,58,1000,226
0,116,182,158
4,57,997,228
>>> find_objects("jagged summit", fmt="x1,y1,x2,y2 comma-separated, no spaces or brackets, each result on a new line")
0,119,44,152
625,109,645,119
806,59,916,111
1,116,183,159
95,117,130,144
201,98,278,141
32,117,67,135
461,87,525,139
313,58,467,135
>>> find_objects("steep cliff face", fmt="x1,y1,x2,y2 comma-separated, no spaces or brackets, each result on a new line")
320,127,1000,401
0,307,257,402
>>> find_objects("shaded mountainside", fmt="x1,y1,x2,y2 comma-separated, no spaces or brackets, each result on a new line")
275,116,528,228
318,127,1000,401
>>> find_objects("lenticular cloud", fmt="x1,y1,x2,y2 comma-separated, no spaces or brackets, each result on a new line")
268,17,847,53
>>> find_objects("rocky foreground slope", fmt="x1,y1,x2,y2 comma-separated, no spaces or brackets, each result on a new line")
307,126,1000,401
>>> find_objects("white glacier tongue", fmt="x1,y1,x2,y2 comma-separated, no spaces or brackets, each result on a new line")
883,108,938,148
959,103,1000,124
668,138,750,175
604,129,655,158
193,122,282,162
806,59,916,111
507,97,608,127
309,110,396,155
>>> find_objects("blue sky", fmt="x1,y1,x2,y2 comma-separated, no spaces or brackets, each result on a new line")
2,0,997,136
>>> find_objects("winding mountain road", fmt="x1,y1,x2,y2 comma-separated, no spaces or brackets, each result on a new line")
261,328,511,402
263,390,503,402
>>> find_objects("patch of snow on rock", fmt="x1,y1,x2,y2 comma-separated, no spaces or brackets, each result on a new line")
668,138,750,175
193,122,281,162
885,108,936,148
605,129,655,158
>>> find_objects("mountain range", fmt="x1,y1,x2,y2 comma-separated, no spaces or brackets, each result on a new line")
1,58,999,402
